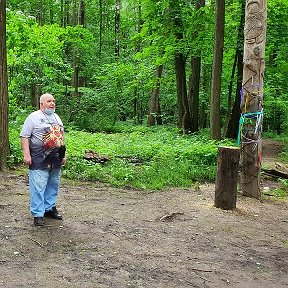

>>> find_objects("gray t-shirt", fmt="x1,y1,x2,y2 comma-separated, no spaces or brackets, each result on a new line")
20,110,65,169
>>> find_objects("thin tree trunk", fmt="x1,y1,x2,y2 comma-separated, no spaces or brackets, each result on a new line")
71,0,85,95
38,0,45,26
188,56,201,132
188,0,205,133
240,0,267,199
99,0,103,61
226,50,243,138
172,0,192,133
61,0,64,26
115,0,120,60
71,0,78,96
147,65,163,126
175,53,191,133
49,0,54,24
133,3,143,124
224,0,245,139
210,0,225,140
72,0,77,26
31,83,41,109
78,0,85,87
78,0,85,26
136,4,142,53
64,0,70,27
71,65,79,97
199,100,207,129
0,0,9,170
222,52,238,137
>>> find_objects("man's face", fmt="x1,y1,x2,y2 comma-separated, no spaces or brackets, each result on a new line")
40,95,55,111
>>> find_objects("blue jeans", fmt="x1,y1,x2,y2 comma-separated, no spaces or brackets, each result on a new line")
29,168,61,217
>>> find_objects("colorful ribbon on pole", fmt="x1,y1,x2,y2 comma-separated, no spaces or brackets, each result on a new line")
237,110,263,145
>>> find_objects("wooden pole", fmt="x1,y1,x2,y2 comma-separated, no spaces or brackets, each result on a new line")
239,0,267,199
215,146,240,210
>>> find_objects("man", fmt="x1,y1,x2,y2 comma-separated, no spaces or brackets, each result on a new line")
20,93,66,226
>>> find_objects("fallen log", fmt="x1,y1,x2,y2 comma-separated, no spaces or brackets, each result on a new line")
84,150,110,164
262,168,288,179
262,162,288,179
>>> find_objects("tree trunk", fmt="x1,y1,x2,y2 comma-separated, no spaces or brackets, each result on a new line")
78,0,84,26
224,0,245,139
210,0,225,140
226,49,243,139
72,0,77,26
63,0,70,27
136,4,143,53
215,146,240,210
99,0,103,61
0,0,9,171
171,0,192,133
38,0,45,26
199,100,207,129
31,83,41,109
49,0,54,24
188,56,201,133
78,0,85,87
114,0,120,60
187,0,205,133
147,65,163,126
222,52,237,138
240,0,267,199
71,65,79,97
61,0,64,26
71,0,78,97
133,4,143,124
175,53,192,133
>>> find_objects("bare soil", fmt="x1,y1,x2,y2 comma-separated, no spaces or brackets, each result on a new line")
0,140,288,288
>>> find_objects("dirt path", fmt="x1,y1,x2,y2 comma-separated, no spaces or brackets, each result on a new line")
0,140,288,288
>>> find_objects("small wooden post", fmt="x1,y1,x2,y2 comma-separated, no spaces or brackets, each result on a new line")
215,146,240,210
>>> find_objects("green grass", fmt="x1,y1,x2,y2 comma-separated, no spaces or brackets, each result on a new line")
62,126,233,189
10,124,235,190
262,179,288,201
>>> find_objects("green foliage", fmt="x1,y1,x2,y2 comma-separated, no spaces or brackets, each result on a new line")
8,127,23,167
5,0,288,141
60,125,233,189
7,11,69,104
264,0,288,134
57,87,120,132
6,9,97,110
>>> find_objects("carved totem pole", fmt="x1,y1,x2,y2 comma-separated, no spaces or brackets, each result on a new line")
239,0,267,198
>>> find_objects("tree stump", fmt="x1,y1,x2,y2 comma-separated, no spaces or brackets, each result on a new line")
215,146,240,210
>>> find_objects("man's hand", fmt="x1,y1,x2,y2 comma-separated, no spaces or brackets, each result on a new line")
61,157,67,165
21,137,32,166
23,155,32,166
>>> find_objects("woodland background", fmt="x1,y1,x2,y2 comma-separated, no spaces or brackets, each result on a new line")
1,0,288,190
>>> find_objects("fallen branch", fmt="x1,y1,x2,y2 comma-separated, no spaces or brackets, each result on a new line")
28,236,43,247
159,212,184,222
190,268,213,273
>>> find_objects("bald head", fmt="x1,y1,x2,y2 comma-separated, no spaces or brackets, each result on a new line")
40,93,54,104
39,93,56,113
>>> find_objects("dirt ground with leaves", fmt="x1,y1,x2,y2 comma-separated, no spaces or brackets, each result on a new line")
0,140,288,288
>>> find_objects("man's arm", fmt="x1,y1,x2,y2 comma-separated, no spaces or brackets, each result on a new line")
21,137,32,166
